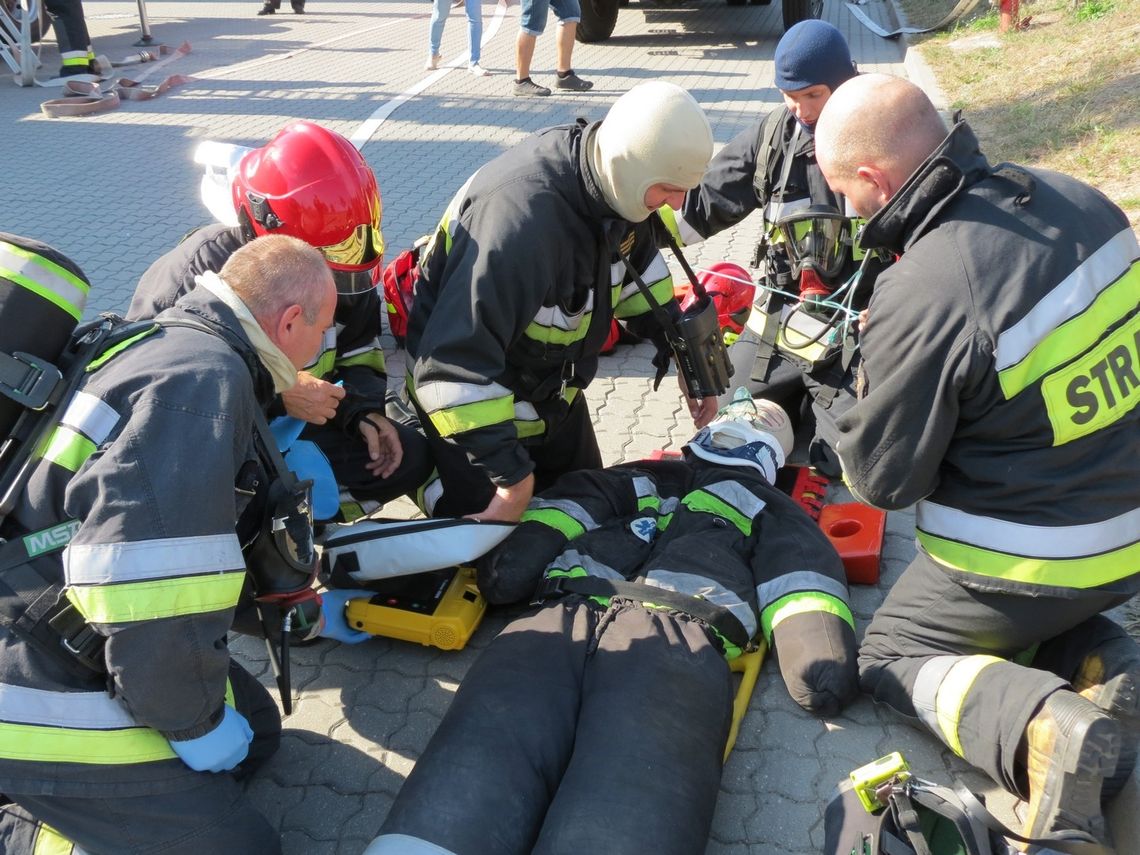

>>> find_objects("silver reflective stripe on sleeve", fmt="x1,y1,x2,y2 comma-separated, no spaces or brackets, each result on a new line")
63,533,245,585
756,570,850,609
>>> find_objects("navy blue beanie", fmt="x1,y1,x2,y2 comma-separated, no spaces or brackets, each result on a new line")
774,20,856,93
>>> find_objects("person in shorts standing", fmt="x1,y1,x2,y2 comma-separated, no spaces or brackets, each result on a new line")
513,0,592,96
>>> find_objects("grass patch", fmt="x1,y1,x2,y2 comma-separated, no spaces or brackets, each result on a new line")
904,0,1140,227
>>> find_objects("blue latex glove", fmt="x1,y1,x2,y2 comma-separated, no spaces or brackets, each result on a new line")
168,705,254,773
318,588,373,644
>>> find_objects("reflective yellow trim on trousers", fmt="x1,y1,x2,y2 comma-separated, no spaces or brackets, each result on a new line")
1040,311,1140,445
918,531,1140,589
34,824,75,855
428,396,515,437
759,591,854,643
935,655,1003,757
998,260,1139,399
0,720,176,764
40,426,96,473
66,571,246,624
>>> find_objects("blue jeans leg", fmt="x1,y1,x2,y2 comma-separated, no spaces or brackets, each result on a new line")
428,0,450,57
465,0,482,64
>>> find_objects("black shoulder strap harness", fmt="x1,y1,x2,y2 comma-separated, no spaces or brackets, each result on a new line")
0,314,159,678
877,777,1108,855
531,573,753,652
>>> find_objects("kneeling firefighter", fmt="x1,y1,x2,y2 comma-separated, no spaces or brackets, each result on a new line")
367,391,859,855
0,233,364,853
658,20,891,477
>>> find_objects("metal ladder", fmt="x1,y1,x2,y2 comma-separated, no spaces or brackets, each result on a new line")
0,0,41,86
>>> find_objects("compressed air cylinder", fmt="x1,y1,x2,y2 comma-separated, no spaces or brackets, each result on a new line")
0,233,89,438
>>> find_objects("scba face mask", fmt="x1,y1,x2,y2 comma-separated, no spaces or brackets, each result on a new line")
775,205,851,291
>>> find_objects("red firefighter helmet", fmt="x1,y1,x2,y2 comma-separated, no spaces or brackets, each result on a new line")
681,261,755,337
232,121,384,294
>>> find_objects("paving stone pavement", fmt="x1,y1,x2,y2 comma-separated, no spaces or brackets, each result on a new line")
2,1,1136,852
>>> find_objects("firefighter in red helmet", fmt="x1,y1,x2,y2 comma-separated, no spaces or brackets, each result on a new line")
129,121,431,518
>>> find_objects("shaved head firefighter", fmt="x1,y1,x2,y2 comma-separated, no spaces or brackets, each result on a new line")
815,73,1140,847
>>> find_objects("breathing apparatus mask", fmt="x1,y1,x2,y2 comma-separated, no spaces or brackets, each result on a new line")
245,407,326,714
774,205,851,313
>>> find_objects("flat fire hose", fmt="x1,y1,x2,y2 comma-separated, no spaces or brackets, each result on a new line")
40,41,193,118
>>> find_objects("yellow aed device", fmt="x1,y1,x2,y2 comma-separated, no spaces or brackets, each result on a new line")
344,565,486,651
850,751,911,813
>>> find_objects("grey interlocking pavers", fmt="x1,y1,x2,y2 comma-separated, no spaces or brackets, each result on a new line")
2,2,1135,851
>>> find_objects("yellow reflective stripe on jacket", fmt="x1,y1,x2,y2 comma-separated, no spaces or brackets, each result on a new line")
65,533,245,585
632,475,660,511
66,570,246,624
1002,261,1139,398
614,272,674,319
307,348,338,380
33,824,76,855
524,295,596,346
336,344,387,374
916,499,1140,589
657,207,685,246
40,427,97,473
410,375,517,437
681,490,752,536
523,496,598,539
1040,308,1140,445
520,508,586,539
0,240,90,322
759,591,853,643
524,313,595,346
86,328,158,372
39,391,121,472
429,396,515,437
996,228,1139,398
0,721,176,764
918,532,1140,589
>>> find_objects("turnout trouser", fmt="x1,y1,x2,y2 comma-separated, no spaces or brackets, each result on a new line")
370,598,734,855
718,329,857,478
0,662,283,855
859,551,1135,796
416,392,603,518
44,0,92,74
302,418,433,507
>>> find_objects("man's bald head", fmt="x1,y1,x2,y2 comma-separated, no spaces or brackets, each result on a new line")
814,74,948,217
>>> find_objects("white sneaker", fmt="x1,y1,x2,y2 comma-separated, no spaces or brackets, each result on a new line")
469,62,490,76
424,54,441,70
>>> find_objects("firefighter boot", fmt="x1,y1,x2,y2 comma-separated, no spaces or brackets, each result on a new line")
1073,647,1140,799
1021,689,1120,844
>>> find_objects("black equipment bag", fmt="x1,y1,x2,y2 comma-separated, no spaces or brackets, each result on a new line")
823,776,1111,855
